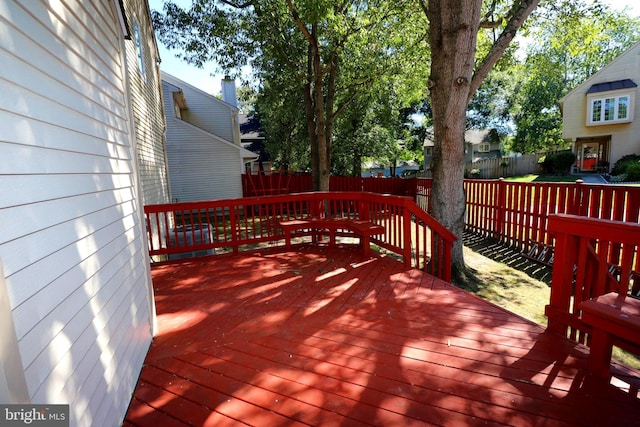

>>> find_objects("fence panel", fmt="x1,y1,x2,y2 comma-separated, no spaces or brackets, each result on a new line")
465,154,543,179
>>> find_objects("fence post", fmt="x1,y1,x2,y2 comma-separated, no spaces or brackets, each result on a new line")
571,179,585,216
494,178,506,240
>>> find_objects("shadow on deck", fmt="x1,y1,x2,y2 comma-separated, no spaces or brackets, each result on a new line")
125,245,640,426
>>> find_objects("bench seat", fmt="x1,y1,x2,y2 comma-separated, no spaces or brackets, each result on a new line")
579,292,640,378
279,217,384,257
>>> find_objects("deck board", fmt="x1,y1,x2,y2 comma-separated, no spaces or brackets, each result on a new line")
126,246,640,426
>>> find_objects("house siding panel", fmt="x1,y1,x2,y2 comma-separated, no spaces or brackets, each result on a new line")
0,1,152,426
124,0,171,206
165,118,244,201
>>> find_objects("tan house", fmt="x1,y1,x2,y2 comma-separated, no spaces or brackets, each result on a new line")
559,40,640,173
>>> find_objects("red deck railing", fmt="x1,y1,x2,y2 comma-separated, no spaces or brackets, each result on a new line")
243,176,640,263
144,192,457,282
545,214,640,354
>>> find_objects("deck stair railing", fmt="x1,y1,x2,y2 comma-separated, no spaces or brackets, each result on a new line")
545,214,640,355
144,192,457,282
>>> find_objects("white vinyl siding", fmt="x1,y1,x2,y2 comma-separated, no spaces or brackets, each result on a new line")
165,118,244,201
124,0,171,206
0,1,153,426
162,72,239,144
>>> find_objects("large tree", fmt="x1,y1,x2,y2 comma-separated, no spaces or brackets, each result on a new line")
421,0,540,275
153,0,427,190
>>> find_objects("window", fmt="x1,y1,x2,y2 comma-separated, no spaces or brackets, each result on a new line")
478,143,490,153
133,21,146,82
425,147,433,156
588,94,631,125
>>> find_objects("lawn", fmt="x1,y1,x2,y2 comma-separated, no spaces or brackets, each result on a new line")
504,174,583,183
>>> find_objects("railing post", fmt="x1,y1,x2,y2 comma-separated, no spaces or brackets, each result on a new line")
546,216,578,336
358,194,369,221
230,206,238,254
403,203,412,268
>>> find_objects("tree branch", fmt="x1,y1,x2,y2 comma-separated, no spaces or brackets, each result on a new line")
218,0,254,8
469,0,540,101
285,0,317,51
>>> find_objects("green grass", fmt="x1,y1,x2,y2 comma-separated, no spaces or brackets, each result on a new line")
504,174,582,183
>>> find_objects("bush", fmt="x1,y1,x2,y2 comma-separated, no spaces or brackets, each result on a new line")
611,154,640,176
540,151,576,175
539,155,554,174
626,162,640,182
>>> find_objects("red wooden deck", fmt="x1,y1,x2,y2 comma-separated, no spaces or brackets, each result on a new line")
125,246,640,427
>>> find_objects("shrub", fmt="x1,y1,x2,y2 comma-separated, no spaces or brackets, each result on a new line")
625,162,640,182
540,151,576,175
539,155,554,174
611,154,640,176
552,151,577,175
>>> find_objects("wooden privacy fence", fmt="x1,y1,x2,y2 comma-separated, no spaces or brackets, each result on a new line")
144,192,457,282
465,154,543,179
461,179,640,261
242,172,417,198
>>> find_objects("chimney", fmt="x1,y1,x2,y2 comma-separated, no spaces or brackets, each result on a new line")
221,76,238,107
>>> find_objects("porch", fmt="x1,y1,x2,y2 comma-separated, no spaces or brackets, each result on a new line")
124,246,640,426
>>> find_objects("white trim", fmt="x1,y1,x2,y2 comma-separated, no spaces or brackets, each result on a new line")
586,90,634,126
477,143,491,153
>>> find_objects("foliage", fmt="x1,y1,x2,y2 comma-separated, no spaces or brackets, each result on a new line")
154,0,430,190
540,151,576,175
626,163,640,182
611,154,640,176
507,1,640,154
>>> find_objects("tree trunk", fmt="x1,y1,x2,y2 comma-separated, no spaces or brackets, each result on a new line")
426,0,482,274
304,45,320,190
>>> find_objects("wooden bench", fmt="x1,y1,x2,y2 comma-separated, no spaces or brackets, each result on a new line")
578,292,640,378
279,217,384,257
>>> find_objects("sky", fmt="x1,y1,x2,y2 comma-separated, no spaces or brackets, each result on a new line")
149,0,640,96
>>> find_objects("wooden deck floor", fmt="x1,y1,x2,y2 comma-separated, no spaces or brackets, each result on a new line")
124,245,640,427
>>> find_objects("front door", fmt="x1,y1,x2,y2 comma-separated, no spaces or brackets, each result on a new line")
580,142,599,171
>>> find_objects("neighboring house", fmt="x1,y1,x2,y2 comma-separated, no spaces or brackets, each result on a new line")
0,1,161,426
559,40,640,173
464,129,502,163
239,113,270,171
423,128,502,167
161,72,258,202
